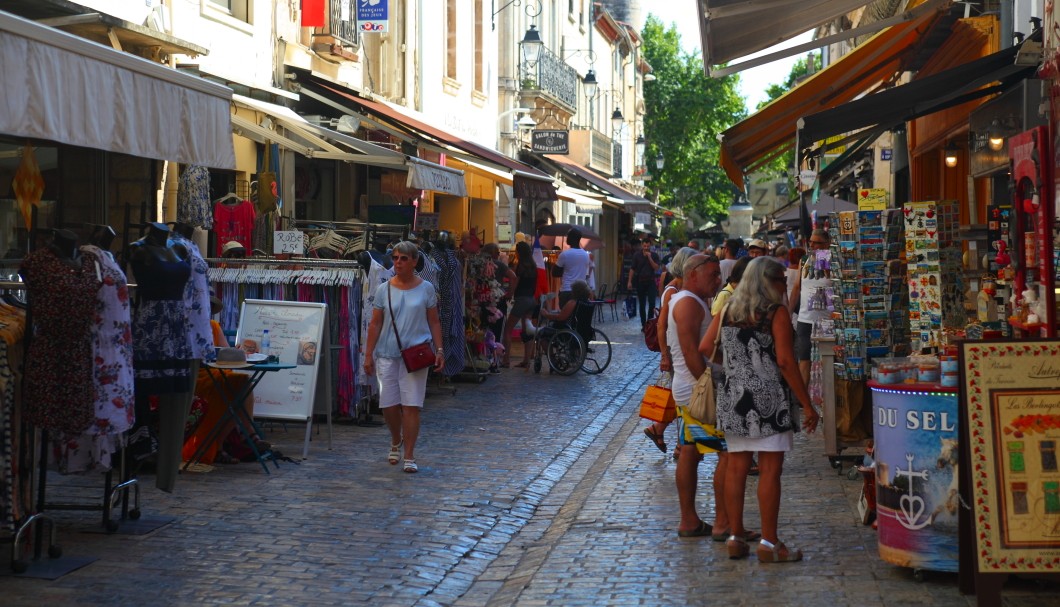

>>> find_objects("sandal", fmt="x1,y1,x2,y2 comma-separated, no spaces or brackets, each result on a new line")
712,528,762,542
726,535,750,559
677,520,712,538
757,540,803,563
388,443,402,465
403,459,418,473
643,426,667,453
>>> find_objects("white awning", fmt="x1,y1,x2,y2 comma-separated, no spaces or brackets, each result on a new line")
231,95,465,196
406,157,467,197
558,186,603,215
0,10,235,169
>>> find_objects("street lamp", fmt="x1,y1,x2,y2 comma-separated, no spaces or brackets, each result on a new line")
656,151,665,170
611,107,624,133
635,135,646,159
582,69,598,99
520,24,543,66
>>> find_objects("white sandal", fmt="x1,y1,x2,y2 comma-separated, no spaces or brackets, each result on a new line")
403,459,418,473
388,443,401,465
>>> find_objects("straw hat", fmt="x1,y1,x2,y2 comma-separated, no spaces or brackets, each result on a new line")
748,238,769,251
214,347,251,369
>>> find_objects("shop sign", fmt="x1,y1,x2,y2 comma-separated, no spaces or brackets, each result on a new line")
880,148,892,161
273,230,305,254
357,0,388,33
406,162,467,197
959,341,1060,577
531,130,569,154
857,188,888,210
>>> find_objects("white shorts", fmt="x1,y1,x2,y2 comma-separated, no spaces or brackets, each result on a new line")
376,357,428,408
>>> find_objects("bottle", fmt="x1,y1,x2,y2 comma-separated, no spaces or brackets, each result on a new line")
261,330,270,358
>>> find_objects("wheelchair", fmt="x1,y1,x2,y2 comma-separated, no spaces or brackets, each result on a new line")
530,299,612,376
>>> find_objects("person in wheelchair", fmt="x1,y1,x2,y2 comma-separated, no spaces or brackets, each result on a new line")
538,280,594,343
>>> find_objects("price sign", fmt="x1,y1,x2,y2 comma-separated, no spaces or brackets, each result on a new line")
273,230,304,254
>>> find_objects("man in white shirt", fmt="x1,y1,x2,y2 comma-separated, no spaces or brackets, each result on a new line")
719,238,742,284
554,228,591,306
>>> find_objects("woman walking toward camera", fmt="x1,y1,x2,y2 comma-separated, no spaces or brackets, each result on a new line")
702,257,820,562
363,241,445,473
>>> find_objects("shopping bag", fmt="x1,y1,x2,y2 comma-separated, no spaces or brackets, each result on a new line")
688,367,716,426
639,375,676,423
642,307,660,352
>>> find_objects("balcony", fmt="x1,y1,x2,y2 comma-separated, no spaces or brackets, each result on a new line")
311,1,359,61
520,47,578,114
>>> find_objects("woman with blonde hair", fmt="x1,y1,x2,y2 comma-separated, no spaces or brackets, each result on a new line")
702,257,820,562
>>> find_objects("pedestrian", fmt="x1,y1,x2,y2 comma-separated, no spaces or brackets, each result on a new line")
643,246,698,457
719,238,741,284
627,238,660,329
668,253,729,538
501,241,538,368
482,243,516,372
553,228,592,307
747,238,769,258
773,244,790,267
362,241,446,474
789,229,831,386
711,256,751,316
702,257,820,562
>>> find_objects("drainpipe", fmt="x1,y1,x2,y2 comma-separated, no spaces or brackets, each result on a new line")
1000,0,1013,49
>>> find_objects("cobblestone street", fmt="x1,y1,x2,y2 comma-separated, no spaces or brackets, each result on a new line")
3,320,1059,606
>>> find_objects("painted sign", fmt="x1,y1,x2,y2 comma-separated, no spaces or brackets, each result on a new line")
857,188,888,210
960,341,1060,573
871,383,960,572
357,0,388,33
531,130,569,154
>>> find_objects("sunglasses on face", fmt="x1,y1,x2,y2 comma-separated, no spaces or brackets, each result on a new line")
392,254,410,262
810,240,828,246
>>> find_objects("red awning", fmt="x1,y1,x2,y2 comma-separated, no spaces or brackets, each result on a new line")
311,80,557,202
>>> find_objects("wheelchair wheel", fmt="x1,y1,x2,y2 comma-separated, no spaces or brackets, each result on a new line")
546,330,585,376
581,328,612,374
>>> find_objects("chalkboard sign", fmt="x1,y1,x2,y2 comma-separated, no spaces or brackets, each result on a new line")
234,300,327,421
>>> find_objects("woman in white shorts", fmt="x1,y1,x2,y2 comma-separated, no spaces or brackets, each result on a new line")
363,241,445,473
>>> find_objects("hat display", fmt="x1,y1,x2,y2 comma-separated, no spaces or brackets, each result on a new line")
221,241,245,256
213,347,252,369
748,238,768,250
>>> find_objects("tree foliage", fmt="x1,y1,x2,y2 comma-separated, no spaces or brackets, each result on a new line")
641,16,745,222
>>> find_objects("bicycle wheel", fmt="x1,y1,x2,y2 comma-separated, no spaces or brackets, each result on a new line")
581,328,612,374
546,330,585,376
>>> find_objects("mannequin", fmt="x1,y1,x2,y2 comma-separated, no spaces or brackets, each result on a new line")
171,221,195,241
86,224,117,251
129,221,195,493
49,229,81,268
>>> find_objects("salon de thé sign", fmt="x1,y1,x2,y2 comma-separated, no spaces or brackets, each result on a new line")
531,130,569,154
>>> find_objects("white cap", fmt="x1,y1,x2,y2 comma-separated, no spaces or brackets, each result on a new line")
222,241,245,256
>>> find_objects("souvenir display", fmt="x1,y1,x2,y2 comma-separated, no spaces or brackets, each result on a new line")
902,201,965,351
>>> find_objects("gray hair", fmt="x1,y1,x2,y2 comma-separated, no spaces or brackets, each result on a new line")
570,280,591,301
667,247,699,278
726,257,787,326
392,240,420,260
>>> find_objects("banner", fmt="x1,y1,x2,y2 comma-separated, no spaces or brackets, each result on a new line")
301,0,325,27
357,0,389,33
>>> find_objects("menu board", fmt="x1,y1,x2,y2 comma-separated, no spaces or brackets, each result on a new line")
235,300,327,421
960,340,1060,573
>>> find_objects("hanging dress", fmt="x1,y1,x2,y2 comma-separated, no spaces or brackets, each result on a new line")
431,248,465,376
21,248,102,434
177,165,212,229
130,247,194,394
169,233,214,360
54,246,135,473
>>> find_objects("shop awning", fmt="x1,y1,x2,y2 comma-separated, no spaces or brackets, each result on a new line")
718,2,945,190
542,153,651,208
558,186,604,215
0,10,234,169
302,78,557,202
796,40,1038,147
699,0,876,73
773,194,857,224
231,95,467,197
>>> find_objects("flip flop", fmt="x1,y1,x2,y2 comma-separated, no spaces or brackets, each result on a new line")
643,427,667,453
712,528,762,542
677,520,712,538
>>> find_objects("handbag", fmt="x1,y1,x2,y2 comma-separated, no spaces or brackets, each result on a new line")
388,284,435,373
642,307,660,352
639,373,676,423
688,303,728,425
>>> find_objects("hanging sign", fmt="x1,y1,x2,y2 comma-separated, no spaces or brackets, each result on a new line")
357,0,389,33
531,130,569,154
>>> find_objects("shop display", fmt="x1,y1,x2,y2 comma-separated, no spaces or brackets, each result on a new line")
829,209,909,381
903,201,965,351
1009,127,1057,337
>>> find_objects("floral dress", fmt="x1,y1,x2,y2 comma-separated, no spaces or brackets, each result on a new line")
716,305,800,440
53,246,135,473
169,233,213,360
21,248,102,434
130,247,194,394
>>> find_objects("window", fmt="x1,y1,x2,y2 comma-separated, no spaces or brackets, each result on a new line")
474,0,483,92
203,0,251,30
446,0,457,80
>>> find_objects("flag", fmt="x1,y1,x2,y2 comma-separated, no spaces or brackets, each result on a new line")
302,0,326,27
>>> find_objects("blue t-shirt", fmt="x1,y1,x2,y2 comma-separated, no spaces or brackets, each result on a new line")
372,280,438,358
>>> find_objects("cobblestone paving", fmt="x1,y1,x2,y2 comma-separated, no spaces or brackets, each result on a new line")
3,319,1059,606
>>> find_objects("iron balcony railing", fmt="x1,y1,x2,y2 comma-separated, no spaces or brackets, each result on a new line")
524,47,578,112
327,0,358,47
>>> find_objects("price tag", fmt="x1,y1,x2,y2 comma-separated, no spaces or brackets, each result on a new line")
273,230,304,254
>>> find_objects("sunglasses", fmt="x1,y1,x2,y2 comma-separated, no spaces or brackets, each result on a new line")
810,240,828,245
391,254,410,262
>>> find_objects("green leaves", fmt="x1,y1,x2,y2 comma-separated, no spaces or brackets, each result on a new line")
642,16,745,223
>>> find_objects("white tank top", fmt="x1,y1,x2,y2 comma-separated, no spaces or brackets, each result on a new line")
667,290,711,404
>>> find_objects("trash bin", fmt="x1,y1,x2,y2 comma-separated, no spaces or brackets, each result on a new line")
869,381,959,574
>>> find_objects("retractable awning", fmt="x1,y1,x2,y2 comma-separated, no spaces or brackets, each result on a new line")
718,2,945,190
558,186,604,215
797,40,1038,147
302,77,557,202
542,154,650,210
231,95,467,197
0,10,234,168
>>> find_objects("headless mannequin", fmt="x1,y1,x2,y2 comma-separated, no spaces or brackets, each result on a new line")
87,224,117,251
171,221,195,241
50,229,81,269
130,223,187,265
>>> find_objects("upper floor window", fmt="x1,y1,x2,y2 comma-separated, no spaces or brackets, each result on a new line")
207,0,249,22
474,0,484,92
203,0,252,31
447,0,458,80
